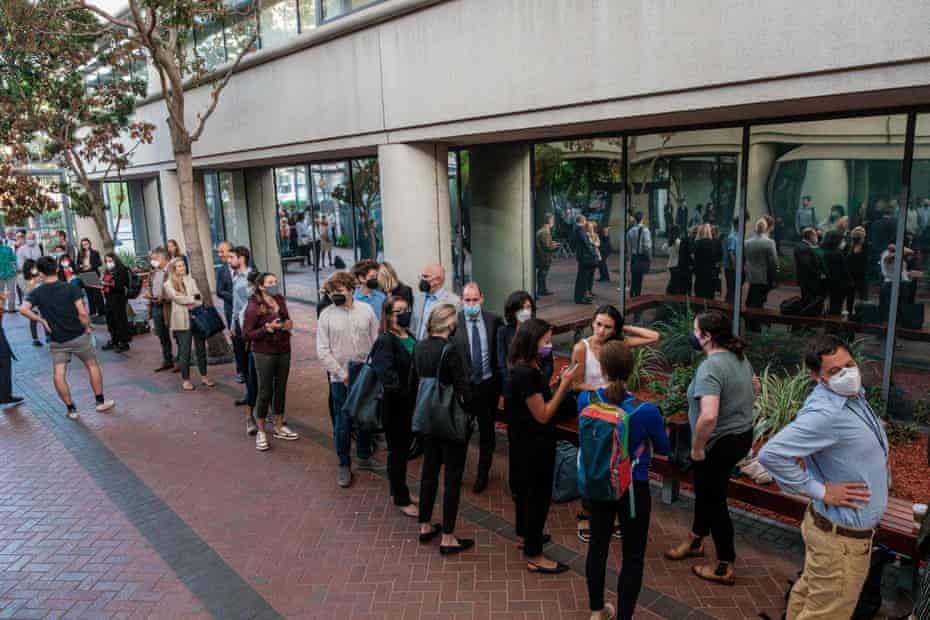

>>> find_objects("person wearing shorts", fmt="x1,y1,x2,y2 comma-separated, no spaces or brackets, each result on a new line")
19,256,114,420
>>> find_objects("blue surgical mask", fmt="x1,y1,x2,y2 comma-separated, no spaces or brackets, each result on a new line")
464,304,481,318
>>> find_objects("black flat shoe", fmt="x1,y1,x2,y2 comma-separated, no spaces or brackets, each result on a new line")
439,539,474,556
527,560,569,574
418,524,441,543
235,399,247,407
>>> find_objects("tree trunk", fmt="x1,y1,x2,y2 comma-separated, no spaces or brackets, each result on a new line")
174,148,232,361
89,201,115,254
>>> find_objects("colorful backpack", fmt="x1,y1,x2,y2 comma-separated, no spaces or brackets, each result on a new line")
577,391,648,516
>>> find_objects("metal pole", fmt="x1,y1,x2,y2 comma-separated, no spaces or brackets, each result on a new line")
732,126,750,336
880,112,917,415
619,136,629,316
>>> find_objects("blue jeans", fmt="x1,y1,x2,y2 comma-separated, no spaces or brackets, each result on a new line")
329,380,372,467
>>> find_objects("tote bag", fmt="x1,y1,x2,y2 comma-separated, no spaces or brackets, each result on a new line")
412,345,472,443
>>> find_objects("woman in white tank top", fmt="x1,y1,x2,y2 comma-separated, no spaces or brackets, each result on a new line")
571,305,660,392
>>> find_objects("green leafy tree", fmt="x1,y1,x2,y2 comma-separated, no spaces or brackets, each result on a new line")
0,0,154,246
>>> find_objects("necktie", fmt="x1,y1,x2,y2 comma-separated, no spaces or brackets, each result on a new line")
470,318,482,384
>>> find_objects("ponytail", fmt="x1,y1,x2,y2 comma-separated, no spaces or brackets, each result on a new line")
695,310,745,360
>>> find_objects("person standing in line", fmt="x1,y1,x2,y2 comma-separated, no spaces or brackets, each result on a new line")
496,291,546,380
100,252,131,353
665,310,756,585
242,272,298,452
16,231,42,307
409,303,474,555
352,259,386,319
318,215,333,268
20,257,114,419
0,240,17,313
691,224,722,300
666,226,682,295
146,248,174,372
57,252,77,285
238,271,261,432
229,246,255,406
847,226,869,310
451,282,502,494
316,271,380,488
795,195,817,237
573,215,598,305
506,317,577,573
377,261,413,308
582,341,670,620
165,238,188,272
0,293,23,408
214,241,239,378
369,295,418,517
723,217,741,305
76,238,104,318
535,213,560,297
20,259,44,347
758,335,887,620
56,230,75,262
743,218,778,322
822,230,852,317
411,263,461,341
626,212,651,298
164,258,215,392
794,227,827,311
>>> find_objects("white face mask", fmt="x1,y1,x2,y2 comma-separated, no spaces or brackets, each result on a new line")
826,366,861,397
516,308,532,323
105,262,114,270
150,259,160,269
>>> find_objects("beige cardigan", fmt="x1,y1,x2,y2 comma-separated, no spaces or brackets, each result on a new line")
163,275,202,332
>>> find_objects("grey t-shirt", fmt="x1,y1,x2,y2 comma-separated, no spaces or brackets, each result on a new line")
687,351,755,451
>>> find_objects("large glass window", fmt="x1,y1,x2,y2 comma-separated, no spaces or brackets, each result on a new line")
298,0,317,31
259,0,299,49
203,172,226,267
218,171,251,248
350,158,381,261
194,14,227,69
103,182,137,256
321,0,378,21
224,0,258,59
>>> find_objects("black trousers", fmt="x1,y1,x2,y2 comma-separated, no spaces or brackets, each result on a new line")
597,258,610,281
253,351,290,420
86,286,104,317
629,269,645,298
510,436,555,557
232,328,248,377
383,392,413,506
29,319,41,341
694,271,718,299
0,354,11,401
104,294,130,346
666,267,681,295
536,263,550,294
471,379,499,479
586,481,651,618
574,263,594,303
152,304,173,364
692,429,752,563
418,436,468,534
724,268,737,304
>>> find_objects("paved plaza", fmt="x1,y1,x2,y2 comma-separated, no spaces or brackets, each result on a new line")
0,307,805,619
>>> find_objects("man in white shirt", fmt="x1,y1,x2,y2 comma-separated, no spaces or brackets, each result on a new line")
316,270,380,488
626,212,652,297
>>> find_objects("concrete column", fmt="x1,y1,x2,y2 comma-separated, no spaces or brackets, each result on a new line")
158,170,184,246
378,143,452,287
748,143,777,223
469,143,533,310
800,159,849,225
244,167,281,274
142,177,164,249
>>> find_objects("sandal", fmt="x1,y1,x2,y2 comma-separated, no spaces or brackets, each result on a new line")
418,523,441,543
526,560,569,574
182,381,194,391
201,378,216,387
577,528,591,543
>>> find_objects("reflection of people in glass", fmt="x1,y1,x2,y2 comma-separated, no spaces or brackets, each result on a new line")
795,195,817,237
534,214,559,297
723,217,740,304
690,204,704,227
278,217,293,257
848,227,868,309
666,226,682,295
595,221,611,283
692,224,721,299
820,204,845,232
744,218,778,324
357,212,378,261
822,231,852,317
296,210,313,266
626,212,651,298
318,215,333,268
794,227,826,309
572,215,597,305
676,201,689,231
586,221,601,297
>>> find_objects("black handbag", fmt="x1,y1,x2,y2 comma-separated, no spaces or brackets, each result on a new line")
667,419,693,471
412,345,472,443
189,305,225,339
342,356,384,433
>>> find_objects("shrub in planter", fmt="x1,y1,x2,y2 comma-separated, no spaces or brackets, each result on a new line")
744,328,810,375
752,365,814,442
654,305,697,366
658,363,698,419
627,346,664,392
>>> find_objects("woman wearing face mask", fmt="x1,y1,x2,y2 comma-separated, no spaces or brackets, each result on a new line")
100,252,131,353
496,291,539,380
506,318,578,573
76,238,104,317
57,252,76,284
242,272,298,451
369,295,418,516
164,258,214,392
664,310,757,586
20,258,45,347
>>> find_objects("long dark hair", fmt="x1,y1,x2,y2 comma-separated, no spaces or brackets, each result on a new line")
251,272,279,315
592,304,623,341
379,294,408,335
504,290,535,326
600,340,635,404
103,252,124,270
695,309,745,359
507,318,552,368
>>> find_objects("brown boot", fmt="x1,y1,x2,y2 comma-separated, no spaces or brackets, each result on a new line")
664,534,704,560
692,561,735,586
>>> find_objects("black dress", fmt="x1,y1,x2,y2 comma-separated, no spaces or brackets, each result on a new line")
370,331,415,506
692,239,722,299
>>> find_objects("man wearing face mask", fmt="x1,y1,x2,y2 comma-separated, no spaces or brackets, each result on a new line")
758,335,888,620
317,271,380,488
411,263,461,341
351,259,386,319
451,282,502,493
16,232,43,307
229,246,255,399
146,248,174,372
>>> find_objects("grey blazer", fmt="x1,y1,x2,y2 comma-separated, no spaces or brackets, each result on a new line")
744,235,778,286
411,288,462,339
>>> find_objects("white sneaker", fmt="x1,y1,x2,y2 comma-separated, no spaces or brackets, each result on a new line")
95,400,115,412
273,425,299,441
256,431,270,451
65,410,80,420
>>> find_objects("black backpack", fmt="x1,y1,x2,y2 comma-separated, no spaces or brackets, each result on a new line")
126,270,142,299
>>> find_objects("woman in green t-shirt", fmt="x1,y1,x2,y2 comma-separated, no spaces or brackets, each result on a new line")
370,295,417,517
664,309,757,586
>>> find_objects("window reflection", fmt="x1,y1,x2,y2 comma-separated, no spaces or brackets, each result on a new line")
194,15,226,69
259,0,298,49
322,0,378,21
298,0,317,31
225,0,258,58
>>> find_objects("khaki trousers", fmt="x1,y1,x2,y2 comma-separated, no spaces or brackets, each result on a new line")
787,510,873,620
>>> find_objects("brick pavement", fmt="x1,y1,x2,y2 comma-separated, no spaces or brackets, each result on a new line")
0,304,804,619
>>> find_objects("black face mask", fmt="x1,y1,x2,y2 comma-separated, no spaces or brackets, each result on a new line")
365,278,379,290
396,311,412,328
418,279,431,293
332,293,347,306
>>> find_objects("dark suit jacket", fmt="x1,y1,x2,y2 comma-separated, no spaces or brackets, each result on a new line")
573,225,598,267
452,310,502,388
794,243,826,298
215,264,234,325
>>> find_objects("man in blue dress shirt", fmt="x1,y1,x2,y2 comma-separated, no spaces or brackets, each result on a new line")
759,335,888,620
351,259,386,319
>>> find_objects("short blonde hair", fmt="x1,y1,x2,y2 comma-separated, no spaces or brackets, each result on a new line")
427,303,458,336
696,223,714,240
377,261,400,291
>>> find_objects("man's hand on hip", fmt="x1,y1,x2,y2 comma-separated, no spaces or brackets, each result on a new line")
823,481,871,509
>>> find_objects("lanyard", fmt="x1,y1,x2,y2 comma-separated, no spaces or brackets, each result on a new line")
845,400,887,457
